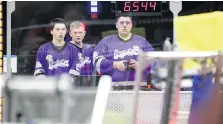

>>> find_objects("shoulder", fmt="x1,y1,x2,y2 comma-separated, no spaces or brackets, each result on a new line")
83,44,95,54
37,42,51,51
132,34,147,41
84,43,95,49
66,41,73,46
96,34,117,48
67,42,76,48
66,43,79,50
83,44,95,55
103,34,117,39
132,34,152,46
100,34,117,43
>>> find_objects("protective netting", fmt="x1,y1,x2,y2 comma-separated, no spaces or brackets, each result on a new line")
3,89,192,124
87,91,192,124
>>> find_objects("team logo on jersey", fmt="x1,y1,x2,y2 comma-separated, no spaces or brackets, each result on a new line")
76,53,91,71
93,51,98,58
113,45,140,59
46,55,69,70
46,55,53,63
35,62,42,68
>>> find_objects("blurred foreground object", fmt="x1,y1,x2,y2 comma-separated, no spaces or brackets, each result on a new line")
175,11,223,73
188,52,223,124
175,11,223,124
175,11,223,51
135,51,223,124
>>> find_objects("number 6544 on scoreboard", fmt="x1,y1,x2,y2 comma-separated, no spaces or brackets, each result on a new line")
115,1,164,16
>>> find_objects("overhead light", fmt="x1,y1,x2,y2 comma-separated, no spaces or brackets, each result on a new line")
91,7,98,13
91,1,97,6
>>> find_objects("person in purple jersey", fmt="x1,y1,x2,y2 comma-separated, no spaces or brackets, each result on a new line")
93,16,155,82
34,18,80,77
69,21,95,75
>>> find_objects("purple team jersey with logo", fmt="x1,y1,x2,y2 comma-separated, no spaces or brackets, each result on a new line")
34,42,80,77
70,43,95,75
93,34,155,82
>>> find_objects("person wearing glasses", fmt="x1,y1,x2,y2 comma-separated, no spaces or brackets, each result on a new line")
93,16,156,83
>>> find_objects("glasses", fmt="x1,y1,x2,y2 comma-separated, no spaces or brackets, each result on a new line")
118,21,132,25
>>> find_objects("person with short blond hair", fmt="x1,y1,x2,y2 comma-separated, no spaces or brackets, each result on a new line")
69,21,95,75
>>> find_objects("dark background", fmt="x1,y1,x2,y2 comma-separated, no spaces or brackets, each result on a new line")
2,1,223,75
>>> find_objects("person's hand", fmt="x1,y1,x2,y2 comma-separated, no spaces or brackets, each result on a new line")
129,59,137,69
113,60,127,71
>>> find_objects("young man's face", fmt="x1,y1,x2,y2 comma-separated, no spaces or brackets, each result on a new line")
116,17,132,36
50,23,67,41
69,26,86,44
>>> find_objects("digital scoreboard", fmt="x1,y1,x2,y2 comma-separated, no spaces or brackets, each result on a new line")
115,1,164,16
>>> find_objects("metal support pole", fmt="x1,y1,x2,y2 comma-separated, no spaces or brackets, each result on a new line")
170,1,182,50
132,52,148,124
6,1,15,78
160,59,183,124
6,2,15,122
160,2,182,124
172,13,178,50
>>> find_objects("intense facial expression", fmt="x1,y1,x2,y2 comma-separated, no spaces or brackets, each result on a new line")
69,26,86,43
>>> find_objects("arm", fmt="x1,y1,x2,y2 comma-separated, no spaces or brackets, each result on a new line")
93,37,127,75
93,38,114,75
68,47,81,84
34,46,46,77
69,47,80,76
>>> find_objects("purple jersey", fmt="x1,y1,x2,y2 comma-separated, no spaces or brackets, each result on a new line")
70,42,95,75
34,42,80,77
93,34,154,82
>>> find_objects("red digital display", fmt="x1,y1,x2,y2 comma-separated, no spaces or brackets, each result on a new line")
117,1,162,13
